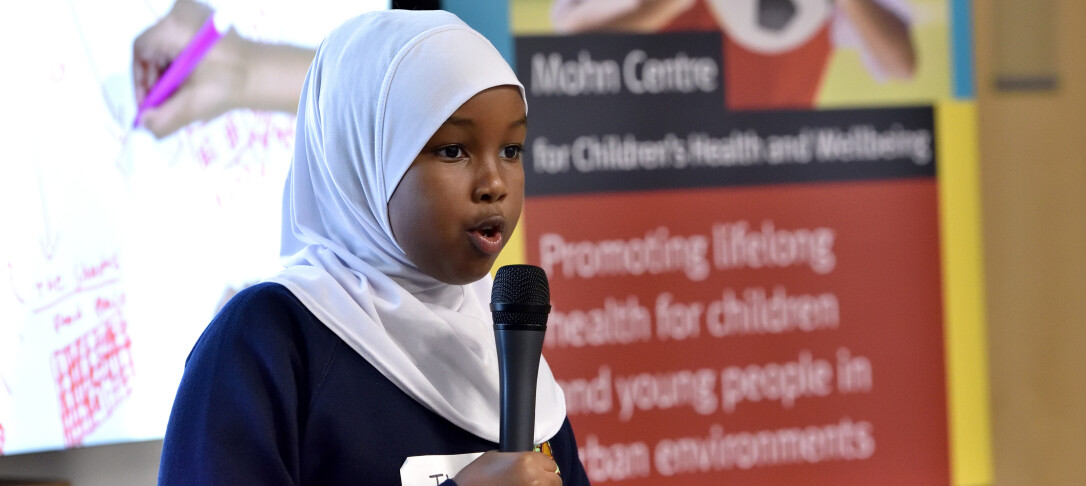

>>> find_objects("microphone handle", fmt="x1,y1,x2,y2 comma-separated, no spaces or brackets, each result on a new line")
494,324,546,452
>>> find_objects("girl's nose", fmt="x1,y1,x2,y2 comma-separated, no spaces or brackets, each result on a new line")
473,157,508,203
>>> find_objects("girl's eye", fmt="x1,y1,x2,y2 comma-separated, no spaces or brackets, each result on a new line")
501,145,523,159
438,145,465,159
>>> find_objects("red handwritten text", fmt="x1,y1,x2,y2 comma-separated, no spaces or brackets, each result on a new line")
53,306,83,332
52,315,135,447
94,292,126,319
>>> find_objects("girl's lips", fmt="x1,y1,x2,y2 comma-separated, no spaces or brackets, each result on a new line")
469,228,504,254
468,216,505,255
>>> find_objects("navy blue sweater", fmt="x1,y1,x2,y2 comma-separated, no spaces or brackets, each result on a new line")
158,283,589,485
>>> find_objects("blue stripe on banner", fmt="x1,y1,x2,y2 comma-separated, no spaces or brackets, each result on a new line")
950,0,976,99
444,0,514,68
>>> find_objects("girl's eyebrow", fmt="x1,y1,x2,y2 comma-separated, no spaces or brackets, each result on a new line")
442,115,529,129
444,116,474,127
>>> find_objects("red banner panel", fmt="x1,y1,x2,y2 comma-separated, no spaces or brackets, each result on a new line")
526,178,948,485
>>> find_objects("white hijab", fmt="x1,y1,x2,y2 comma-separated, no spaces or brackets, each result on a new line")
267,10,566,444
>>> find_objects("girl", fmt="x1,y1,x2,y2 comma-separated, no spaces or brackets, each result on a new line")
157,10,589,485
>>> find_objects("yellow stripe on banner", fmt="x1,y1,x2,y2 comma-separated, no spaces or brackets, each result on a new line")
936,101,993,486
493,210,528,273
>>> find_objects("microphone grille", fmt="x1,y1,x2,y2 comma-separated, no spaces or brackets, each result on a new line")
492,265,550,326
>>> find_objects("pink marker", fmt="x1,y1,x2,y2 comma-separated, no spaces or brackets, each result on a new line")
133,14,229,128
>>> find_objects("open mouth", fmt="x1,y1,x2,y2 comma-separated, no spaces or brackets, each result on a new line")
468,218,505,254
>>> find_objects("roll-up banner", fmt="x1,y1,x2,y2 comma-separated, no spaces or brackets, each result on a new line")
499,0,991,484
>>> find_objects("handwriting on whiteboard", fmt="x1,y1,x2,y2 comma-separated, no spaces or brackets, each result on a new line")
51,314,135,447
7,253,123,315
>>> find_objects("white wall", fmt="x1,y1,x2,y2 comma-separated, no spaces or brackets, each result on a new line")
0,440,161,486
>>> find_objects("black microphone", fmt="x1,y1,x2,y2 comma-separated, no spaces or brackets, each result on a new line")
491,264,551,452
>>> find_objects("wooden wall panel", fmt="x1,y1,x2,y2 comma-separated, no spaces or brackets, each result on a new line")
975,0,1086,484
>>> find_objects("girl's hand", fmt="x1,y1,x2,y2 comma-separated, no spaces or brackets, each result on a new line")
453,451,562,486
